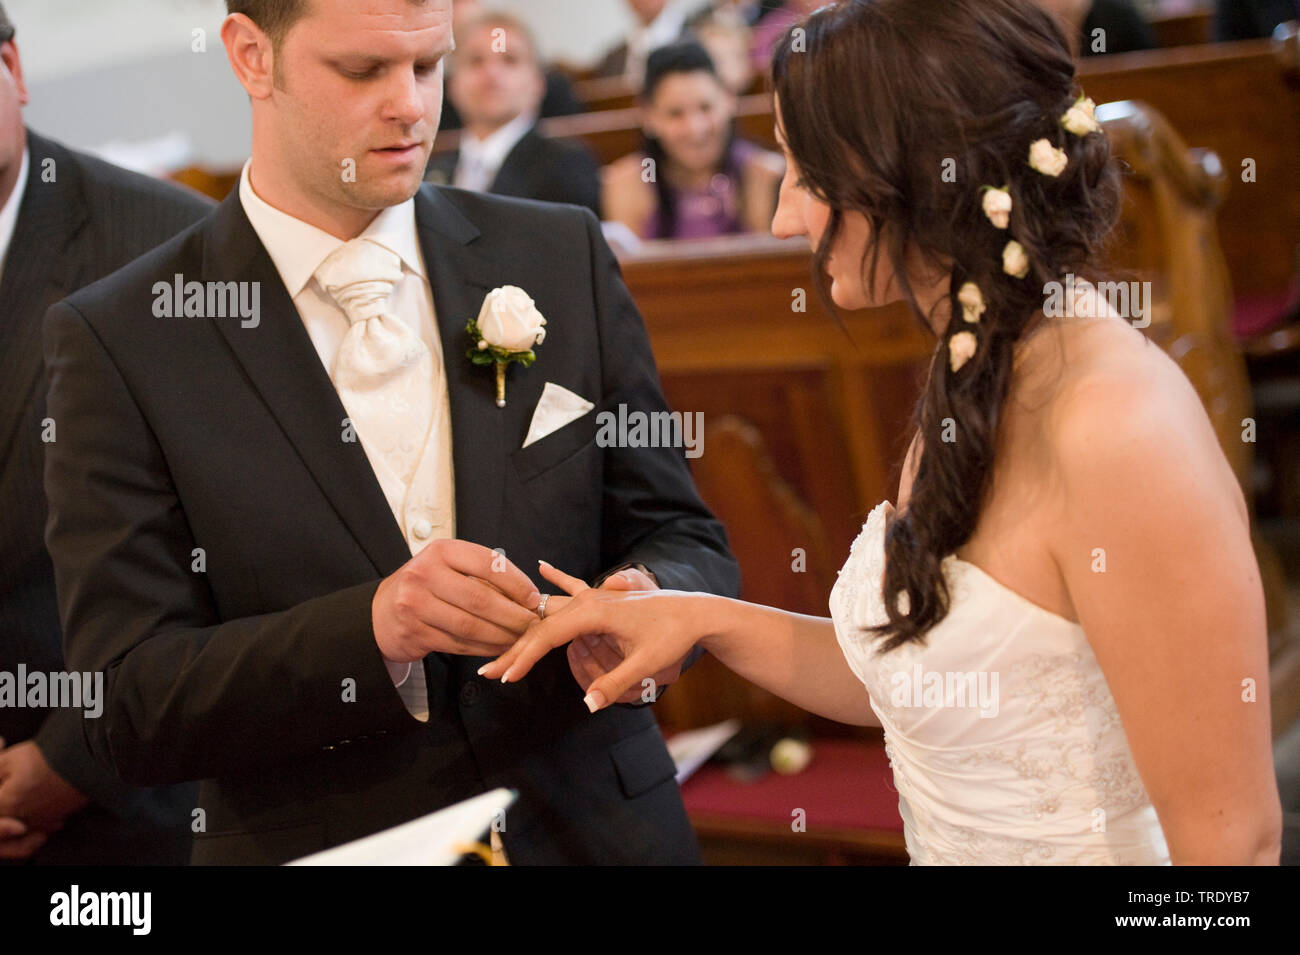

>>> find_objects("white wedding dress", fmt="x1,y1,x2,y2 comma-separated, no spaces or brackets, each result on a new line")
830,501,1171,865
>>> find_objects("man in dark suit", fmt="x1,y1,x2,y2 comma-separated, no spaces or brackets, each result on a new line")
0,5,213,863
436,0,583,133
43,0,736,865
427,11,600,217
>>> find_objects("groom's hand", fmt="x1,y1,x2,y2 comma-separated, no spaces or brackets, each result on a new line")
567,568,685,705
372,539,541,663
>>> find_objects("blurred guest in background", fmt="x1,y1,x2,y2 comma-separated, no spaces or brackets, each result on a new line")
1035,0,1157,56
695,11,757,94
428,12,600,216
1214,0,1299,41
689,0,787,29
438,0,581,131
0,2,211,865
750,0,824,73
602,40,782,240
595,0,694,85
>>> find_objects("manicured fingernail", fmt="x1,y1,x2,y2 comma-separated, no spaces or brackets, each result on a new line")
501,669,513,683
477,665,488,676
538,559,552,568
526,590,540,609
583,690,605,713
574,640,590,658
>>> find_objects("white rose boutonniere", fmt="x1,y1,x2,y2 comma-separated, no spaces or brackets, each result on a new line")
466,286,547,407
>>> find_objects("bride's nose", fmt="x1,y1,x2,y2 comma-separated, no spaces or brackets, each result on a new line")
771,184,805,240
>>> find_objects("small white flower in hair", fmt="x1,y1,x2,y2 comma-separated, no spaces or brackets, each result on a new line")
1061,96,1100,136
1028,138,1068,177
981,187,1012,229
949,330,978,373
1002,240,1030,279
957,282,986,323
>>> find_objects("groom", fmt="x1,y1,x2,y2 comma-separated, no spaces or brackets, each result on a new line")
42,0,737,865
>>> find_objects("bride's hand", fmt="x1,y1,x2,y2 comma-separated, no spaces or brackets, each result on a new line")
479,561,706,712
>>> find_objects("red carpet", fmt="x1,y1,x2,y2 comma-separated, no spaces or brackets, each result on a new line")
679,738,905,831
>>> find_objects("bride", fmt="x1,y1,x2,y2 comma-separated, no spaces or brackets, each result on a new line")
481,0,1281,864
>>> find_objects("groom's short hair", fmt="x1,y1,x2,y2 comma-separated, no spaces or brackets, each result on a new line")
227,0,434,50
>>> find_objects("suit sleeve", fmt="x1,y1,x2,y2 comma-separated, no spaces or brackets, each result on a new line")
580,207,741,603
32,703,134,815
43,300,419,788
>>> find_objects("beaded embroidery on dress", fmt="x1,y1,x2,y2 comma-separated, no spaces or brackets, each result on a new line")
830,501,1171,865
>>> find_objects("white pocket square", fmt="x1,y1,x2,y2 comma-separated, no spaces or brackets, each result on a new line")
522,382,595,448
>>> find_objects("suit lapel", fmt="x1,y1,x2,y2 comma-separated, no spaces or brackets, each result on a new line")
203,190,414,576
204,184,524,571
0,131,89,454
414,185,512,550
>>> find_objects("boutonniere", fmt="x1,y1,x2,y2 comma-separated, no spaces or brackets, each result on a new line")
465,286,547,407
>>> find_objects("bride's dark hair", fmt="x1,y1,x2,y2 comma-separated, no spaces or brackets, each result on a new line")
772,0,1121,650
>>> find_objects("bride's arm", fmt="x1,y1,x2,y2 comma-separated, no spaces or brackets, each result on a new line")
702,600,880,727
1051,365,1281,865
483,588,880,727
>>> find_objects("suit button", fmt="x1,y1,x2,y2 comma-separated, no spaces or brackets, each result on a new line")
322,744,336,751
412,518,433,540
460,682,481,706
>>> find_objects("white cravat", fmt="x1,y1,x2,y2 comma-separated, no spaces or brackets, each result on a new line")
316,238,435,516
238,161,455,722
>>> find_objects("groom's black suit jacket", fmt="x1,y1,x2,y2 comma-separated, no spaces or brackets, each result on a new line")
42,183,739,865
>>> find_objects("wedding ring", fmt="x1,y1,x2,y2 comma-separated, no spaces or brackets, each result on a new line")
537,593,550,619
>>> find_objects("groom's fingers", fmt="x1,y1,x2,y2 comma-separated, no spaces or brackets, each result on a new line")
453,576,538,635
487,603,602,681
438,540,540,610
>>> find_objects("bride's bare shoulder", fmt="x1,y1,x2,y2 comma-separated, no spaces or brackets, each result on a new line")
1023,292,1246,526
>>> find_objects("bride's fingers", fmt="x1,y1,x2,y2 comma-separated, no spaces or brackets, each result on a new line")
493,605,607,683
538,559,589,596
581,652,656,713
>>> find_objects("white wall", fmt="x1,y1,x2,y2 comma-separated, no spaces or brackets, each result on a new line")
7,0,639,166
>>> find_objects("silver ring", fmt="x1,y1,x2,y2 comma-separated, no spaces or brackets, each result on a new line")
537,593,550,619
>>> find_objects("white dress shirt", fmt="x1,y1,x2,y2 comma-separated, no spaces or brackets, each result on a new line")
0,147,30,288
453,110,537,193
238,160,455,714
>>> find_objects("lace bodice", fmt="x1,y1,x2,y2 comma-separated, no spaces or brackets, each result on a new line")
830,501,1171,865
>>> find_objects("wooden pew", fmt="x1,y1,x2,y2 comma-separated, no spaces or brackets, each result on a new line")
1078,36,1300,298
621,234,931,733
1149,7,1214,48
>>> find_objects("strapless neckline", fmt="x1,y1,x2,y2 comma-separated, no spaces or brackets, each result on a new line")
877,500,1083,631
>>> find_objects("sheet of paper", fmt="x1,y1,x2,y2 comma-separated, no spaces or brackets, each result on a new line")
286,787,517,866
667,718,742,784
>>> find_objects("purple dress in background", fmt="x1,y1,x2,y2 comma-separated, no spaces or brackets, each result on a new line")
645,139,763,240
